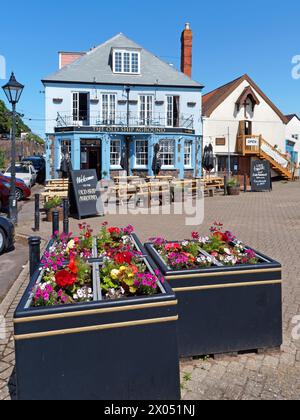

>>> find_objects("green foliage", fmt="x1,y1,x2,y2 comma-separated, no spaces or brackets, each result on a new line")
44,196,63,211
75,260,91,287
0,100,30,136
25,132,45,145
202,235,226,254
227,178,240,187
0,150,6,169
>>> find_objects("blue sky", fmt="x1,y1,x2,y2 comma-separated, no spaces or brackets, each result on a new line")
0,0,299,137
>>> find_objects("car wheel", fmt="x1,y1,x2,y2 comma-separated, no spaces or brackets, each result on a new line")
16,188,24,201
0,228,7,254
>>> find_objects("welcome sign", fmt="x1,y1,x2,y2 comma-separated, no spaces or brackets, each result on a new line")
251,160,271,192
69,170,104,219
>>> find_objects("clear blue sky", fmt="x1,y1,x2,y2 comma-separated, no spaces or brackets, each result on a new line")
0,0,299,137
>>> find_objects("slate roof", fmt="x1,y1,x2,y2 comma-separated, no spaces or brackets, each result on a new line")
42,33,203,89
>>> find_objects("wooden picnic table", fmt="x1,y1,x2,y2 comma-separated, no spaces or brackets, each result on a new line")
113,176,140,184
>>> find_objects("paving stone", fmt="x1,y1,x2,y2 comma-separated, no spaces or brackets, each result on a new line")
1,181,300,400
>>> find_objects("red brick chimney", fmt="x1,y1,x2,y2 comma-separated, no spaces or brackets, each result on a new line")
59,52,86,69
181,23,193,78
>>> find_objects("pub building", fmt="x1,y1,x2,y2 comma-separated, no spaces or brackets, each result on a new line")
43,24,203,180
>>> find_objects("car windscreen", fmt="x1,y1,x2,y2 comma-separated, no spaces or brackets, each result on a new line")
7,166,30,174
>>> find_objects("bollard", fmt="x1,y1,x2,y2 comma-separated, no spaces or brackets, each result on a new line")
63,199,69,235
244,174,247,193
224,176,228,196
28,236,41,279
34,194,40,232
52,210,59,237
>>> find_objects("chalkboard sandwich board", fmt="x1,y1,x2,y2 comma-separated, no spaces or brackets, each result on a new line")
69,170,104,219
251,160,271,192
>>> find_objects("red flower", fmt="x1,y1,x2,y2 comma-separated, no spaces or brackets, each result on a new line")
165,243,181,252
192,232,199,240
55,270,77,289
108,227,122,236
68,258,78,275
114,251,133,265
213,232,227,242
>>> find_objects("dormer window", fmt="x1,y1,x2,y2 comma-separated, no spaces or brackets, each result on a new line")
113,49,140,74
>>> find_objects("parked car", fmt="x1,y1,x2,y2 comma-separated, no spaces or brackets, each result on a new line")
0,174,31,201
22,156,46,184
4,163,37,188
0,182,10,212
0,216,15,254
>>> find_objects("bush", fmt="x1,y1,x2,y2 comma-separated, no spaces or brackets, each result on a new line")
227,178,240,188
44,196,63,211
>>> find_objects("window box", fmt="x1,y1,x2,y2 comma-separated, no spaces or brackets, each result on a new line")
14,228,180,400
144,225,282,358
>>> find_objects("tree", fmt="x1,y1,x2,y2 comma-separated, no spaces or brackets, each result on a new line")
0,99,31,136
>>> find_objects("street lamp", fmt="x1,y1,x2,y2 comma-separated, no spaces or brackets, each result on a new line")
2,73,24,224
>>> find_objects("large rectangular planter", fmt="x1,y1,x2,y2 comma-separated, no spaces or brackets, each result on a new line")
145,243,283,358
14,256,180,400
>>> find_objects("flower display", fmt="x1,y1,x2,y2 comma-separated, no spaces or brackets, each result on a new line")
150,222,259,270
97,223,142,261
32,257,92,307
100,258,164,300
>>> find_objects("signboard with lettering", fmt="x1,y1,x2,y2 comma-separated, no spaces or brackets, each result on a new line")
246,138,259,147
69,170,104,219
251,160,271,192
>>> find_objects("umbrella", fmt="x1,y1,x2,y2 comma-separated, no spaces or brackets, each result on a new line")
152,144,162,176
202,144,215,174
120,146,128,172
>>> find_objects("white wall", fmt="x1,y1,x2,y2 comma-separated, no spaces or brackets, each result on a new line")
44,83,202,135
203,79,286,155
286,116,300,164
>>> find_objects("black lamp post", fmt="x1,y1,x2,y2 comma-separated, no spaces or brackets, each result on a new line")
2,73,24,224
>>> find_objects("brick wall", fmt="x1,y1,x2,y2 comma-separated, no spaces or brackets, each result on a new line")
0,139,44,168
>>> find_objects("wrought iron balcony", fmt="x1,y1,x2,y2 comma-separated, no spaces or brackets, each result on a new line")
56,112,194,130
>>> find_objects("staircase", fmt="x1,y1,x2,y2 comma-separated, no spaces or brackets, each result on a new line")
237,135,293,180
259,138,292,180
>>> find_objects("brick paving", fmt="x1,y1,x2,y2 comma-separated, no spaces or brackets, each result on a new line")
1,181,300,400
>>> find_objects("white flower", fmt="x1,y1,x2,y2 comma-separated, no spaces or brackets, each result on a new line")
73,294,78,300
182,241,189,247
207,257,212,263
88,288,92,294
224,248,232,256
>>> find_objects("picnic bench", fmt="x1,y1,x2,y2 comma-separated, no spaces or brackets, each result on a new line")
41,179,69,203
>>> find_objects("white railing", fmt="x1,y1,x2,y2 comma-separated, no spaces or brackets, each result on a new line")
261,142,289,169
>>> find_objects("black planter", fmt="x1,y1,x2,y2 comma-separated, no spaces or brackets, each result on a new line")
14,255,180,400
144,243,283,358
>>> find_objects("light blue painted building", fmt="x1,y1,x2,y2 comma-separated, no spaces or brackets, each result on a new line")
42,26,203,180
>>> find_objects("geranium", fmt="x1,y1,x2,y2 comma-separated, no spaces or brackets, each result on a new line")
114,251,134,265
68,258,78,275
165,243,181,252
55,270,77,289
108,227,122,236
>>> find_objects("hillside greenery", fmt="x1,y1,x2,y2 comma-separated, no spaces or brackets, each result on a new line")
0,99,44,144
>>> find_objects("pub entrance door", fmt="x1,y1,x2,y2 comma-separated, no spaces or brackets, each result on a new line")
80,139,102,180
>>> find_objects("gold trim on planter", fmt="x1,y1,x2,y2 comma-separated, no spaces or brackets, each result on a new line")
14,316,179,341
173,280,282,293
14,300,178,325
167,268,282,280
